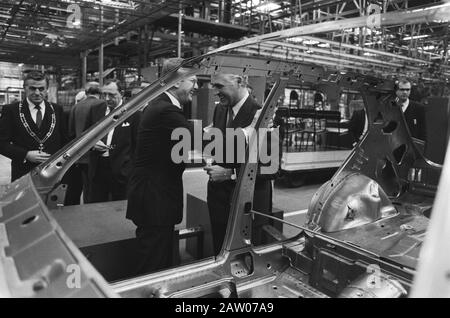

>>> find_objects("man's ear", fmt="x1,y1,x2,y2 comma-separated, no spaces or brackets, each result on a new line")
173,82,181,89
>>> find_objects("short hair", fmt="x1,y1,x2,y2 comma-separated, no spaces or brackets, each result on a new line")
85,81,101,95
161,57,184,77
103,79,123,93
23,71,48,86
395,78,410,90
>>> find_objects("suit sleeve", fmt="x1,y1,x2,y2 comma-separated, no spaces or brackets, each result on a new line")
418,105,427,142
162,108,193,136
0,105,28,161
68,106,76,141
130,111,141,163
58,105,70,146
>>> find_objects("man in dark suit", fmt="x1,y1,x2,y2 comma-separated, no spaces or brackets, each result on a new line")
86,80,140,202
0,71,67,181
64,82,103,205
348,79,427,145
395,79,427,142
126,58,198,274
205,73,273,255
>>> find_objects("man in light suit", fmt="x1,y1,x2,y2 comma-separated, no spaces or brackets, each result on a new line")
86,80,140,202
0,71,67,181
395,79,427,142
126,58,198,275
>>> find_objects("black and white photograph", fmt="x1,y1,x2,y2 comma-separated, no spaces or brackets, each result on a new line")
0,0,450,300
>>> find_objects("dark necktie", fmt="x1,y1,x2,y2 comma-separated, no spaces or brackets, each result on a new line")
35,105,42,129
227,107,234,128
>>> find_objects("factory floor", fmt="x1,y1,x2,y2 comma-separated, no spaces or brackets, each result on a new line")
0,154,329,236
0,154,333,282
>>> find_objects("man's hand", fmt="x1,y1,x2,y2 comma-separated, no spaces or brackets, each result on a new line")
93,140,109,152
203,124,213,134
25,150,51,163
204,165,234,182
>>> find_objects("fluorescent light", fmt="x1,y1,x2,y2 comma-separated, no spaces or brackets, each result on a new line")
363,52,377,56
256,3,281,13
288,37,303,43
422,45,435,50
303,39,319,45
402,34,429,40
317,43,330,48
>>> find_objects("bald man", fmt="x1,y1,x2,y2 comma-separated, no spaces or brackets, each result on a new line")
205,73,273,255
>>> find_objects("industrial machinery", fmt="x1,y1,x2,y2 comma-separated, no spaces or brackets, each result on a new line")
1,4,450,298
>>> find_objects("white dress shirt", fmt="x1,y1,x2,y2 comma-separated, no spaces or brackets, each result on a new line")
27,98,45,124
102,100,122,157
165,91,182,109
230,91,249,121
398,99,410,113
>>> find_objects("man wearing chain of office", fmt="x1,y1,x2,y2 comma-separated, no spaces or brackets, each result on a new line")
0,71,67,181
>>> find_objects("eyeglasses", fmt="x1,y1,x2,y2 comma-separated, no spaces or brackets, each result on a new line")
28,86,46,92
398,88,411,91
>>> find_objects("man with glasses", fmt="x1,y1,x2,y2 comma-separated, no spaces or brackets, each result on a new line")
395,79,427,142
85,80,140,202
0,71,67,181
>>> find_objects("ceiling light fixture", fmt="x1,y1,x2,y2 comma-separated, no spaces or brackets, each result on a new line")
303,40,319,45
402,34,429,40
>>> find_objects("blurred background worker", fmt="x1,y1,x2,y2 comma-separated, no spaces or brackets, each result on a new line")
395,78,427,142
64,81,103,205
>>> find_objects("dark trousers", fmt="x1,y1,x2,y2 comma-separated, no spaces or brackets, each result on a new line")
207,179,272,255
64,163,90,205
133,224,174,276
90,157,127,203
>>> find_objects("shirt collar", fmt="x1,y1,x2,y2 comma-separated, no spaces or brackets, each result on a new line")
231,91,249,117
27,98,45,110
165,91,182,109
399,98,409,112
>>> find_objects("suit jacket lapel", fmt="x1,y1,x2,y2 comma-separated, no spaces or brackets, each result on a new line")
231,96,258,129
214,106,228,134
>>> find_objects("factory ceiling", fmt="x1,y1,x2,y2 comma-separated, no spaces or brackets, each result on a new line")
0,0,192,66
0,0,448,82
